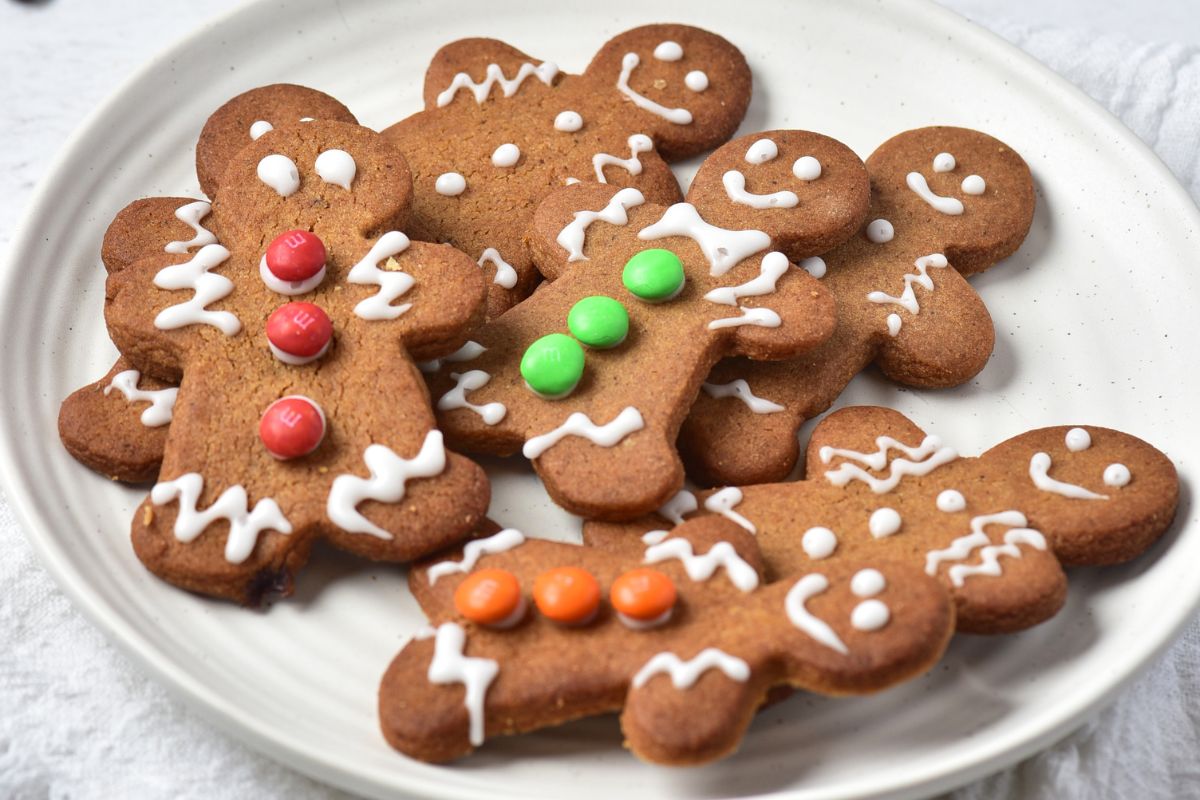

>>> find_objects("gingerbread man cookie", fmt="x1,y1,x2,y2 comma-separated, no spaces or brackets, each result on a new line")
680,127,1036,486
78,96,493,603
379,516,953,764
383,23,753,317
423,130,872,520
587,406,1178,633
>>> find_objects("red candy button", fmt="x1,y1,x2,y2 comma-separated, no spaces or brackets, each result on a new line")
267,302,332,363
265,230,326,281
259,395,326,460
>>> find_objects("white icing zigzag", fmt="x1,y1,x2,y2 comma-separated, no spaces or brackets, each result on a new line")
436,61,559,107
427,623,499,747
708,306,780,331
418,340,486,374
616,52,693,125
638,202,771,277
557,188,646,262
643,537,759,592
632,648,750,689
326,430,447,539
104,369,178,427
704,487,756,534
348,231,415,321
924,511,1048,587
703,251,790,306
427,528,526,585
522,407,645,459
153,244,241,336
785,573,848,654
437,370,507,425
164,201,217,254
701,379,784,414
866,253,950,337
477,248,518,289
150,473,292,564
820,434,959,494
593,134,653,183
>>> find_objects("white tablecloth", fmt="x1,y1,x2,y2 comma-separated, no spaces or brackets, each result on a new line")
1,1,1198,797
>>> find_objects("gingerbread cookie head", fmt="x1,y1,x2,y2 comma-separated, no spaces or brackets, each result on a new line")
379,516,954,764
100,110,491,603
385,23,753,316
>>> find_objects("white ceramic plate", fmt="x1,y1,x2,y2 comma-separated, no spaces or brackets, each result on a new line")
2,0,1198,798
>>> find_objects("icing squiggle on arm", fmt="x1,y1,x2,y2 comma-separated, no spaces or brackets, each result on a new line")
924,511,1047,587
427,623,499,747
658,490,698,525
704,251,789,306
164,201,217,254
632,649,750,689
153,244,241,336
556,188,646,262
866,253,949,337
708,306,780,331
820,435,959,493
327,430,447,539
701,379,784,413
418,340,486,374
477,248,518,289
522,407,644,459
105,370,178,427
704,487,755,533
593,134,653,183
437,370,507,425
637,203,770,276
436,61,559,106
616,53,693,124
427,529,526,584
347,231,415,321
151,473,292,564
643,538,759,591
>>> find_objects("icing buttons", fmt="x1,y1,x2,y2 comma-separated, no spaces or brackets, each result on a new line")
868,507,902,538
554,110,583,132
492,143,520,168
436,172,467,196
866,219,894,243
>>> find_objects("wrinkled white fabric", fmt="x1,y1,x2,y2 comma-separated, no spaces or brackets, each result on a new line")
2,2,1199,799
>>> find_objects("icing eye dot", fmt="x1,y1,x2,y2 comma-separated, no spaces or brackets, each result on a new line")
492,143,520,168
1065,427,1092,452
802,526,837,559
554,110,583,132
800,256,827,279
257,154,300,197
520,333,585,399
259,395,326,460
933,152,956,172
435,172,467,196
936,489,966,513
850,568,886,597
744,139,779,164
611,568,676,629
266,302,333,365
684,70,709,92
533,567,601,625
653,40,683,61
866,218,894,243
567,296,630,349
454,568,526,628
1103,463,1131,487
314,148,356,190
851,599,891,631
623,249,686,302
961,174,986,195
792,156,822,181
868,507,902,539
249,120,274,140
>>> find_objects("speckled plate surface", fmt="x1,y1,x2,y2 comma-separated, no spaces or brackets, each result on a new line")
1,0,1198,798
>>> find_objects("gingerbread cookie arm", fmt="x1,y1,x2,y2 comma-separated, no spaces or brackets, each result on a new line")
102,197,219,273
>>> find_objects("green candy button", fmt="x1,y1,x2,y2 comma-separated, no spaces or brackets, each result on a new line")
622,248,685,302
521,333,585,399
567,296,629,349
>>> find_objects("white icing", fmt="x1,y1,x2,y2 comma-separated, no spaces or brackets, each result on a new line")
1104,463,1132,487
436,61,559,107
616,52,693,125
867,253,950,337
925,511,1048,587
936,489,966,513
906,172,965,215
1029,452,1108,500
792,156,822,181
868,507,902,539
704,251,790,307
801,256,827,278
153,244,241,336
150,473,292,564
851,569,886,597
477,248,518,289
104,370,178,427
618,607,673,630
851,600,890,631
314,149,356,189
326,430,447,539
638,202,770,276
298,117,314,123
866,219,894,243
417,340,486,374
802,527,837,560
347,231,415,321
1065,428,1092,452
557,187,645,262
961,175,986,195
702,379,784,414
652,41,683,61
426,623,498,747
744,139,778,164
642,530,669,545
249,120,274,140
820,434,959,494
437,370,507,425
685,70,708,92
564,177,581,186
704,487,755,534
257,154,300,197
644,538,758,592
592,133,653,183
258,255,327,296
427,529,526,584
491,143,520,168
785,574,847,654
722,170,799,209
885,313,902,337
269,339,329,366
632,649,750,690
411,625,437,641
658,490,698,525
933,152,956,173
708,307,781,331
522,407,644,459
164,201,217,254
435,172,467,197
554,110,583,132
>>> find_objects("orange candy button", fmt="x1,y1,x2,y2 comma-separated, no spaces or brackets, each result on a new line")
534,567,602,625
610,568,676,622
454,568,524,627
